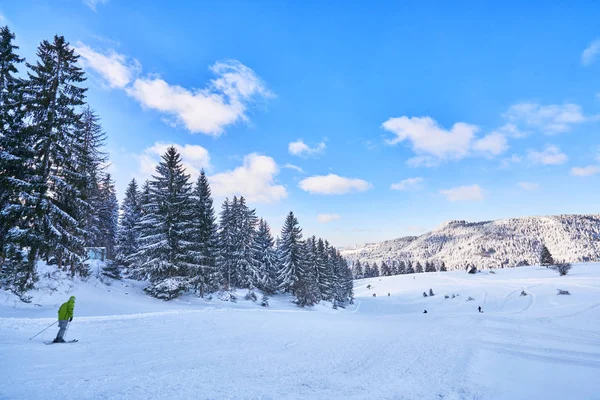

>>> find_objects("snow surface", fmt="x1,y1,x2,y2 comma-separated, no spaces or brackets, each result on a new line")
2,263,600,399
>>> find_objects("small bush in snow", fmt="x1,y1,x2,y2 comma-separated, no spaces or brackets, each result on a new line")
144,277,188,300
245,290,258,302
260,294,269,307
429,288,434,296
520,290,527,296
554,262,572,276
467,265,477,274
467,296,475,301
423,292,428,297
444,295,450,299
219,291,237,302
557,289,570,295
366,284,372,289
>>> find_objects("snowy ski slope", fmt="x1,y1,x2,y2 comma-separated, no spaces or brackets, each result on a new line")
1,263,600,399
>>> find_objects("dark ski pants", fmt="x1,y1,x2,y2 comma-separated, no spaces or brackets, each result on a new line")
56,320,68,340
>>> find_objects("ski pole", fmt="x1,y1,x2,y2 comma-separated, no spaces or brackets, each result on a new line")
29,321,58,340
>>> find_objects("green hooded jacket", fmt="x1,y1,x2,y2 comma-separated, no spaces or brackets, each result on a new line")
58,296,76,321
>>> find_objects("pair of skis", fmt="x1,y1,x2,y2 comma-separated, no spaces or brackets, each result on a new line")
44,339,78,345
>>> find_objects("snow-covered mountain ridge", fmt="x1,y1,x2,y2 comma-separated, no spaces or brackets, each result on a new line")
341,214,600,270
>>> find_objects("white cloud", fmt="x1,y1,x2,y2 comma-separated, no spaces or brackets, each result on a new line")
137,142,211,182
288,139,326,156
571,166,600,177
209,153,287,203
440,185,484,202
383,116,478,161
517,182,539,191
390,177,424,191
582,39,600,66
527,145,568,165
127,60,272,136
473,132,509,156
83,0,109,12
317,214,341,223
282,163,305,173
504,103,586,134
299,174,372,195
74,42,140,88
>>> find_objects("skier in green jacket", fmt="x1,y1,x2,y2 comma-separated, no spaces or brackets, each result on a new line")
53,296,75,343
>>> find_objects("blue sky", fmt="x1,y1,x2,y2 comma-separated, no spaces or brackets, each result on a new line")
2,0,600,247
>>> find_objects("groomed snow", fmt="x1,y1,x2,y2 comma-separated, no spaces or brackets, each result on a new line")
2,263,600,399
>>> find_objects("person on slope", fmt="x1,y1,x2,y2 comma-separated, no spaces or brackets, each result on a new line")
53,296,75,343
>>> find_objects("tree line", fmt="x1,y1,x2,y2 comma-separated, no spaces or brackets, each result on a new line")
0,27,353,307
352,259,447,279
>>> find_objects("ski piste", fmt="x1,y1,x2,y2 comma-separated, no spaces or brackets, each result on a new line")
44,339,78,345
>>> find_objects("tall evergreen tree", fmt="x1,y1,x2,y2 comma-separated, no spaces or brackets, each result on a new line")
277,211,304,294
364,262,372,278
23,35,88,276
425,260,436,273
353,260,363,279
415,261,423,273
131,146,194,299
440,261,447,272
317,239,335,299
371,262,380,277
398,260,406,275
540,244,554,267
406,260,415,274
187,170,220,296
0,26,31,293
115,178,141,268
234,196,258,288
253,219,278,294
217,197,235,289
96,173,118,260
380,261,391,276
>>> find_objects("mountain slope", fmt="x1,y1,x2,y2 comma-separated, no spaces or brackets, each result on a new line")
341,214,600,270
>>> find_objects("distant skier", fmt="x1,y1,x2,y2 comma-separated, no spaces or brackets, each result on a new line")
53,296,75,343
478,306,483,313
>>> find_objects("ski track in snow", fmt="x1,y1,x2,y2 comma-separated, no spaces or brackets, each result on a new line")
1,264,600,399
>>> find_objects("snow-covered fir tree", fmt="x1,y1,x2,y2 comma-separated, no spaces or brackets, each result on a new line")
440,261,447,272
131,146,194,299
406,260,415,274
115,179,141,268
380,261,391,276
398,260,406,274
187,170,221,297
353,260,364,279
540,244,554,267
253,218,278,294
415,261,423,273
425,261,436,272
24,35,88,277
96,173,118,260
371,262,380,277
277,211,304,294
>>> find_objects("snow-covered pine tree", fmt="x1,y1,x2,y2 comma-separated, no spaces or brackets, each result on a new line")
0,26,31,293
24,35,89,277
330,247,353,307
440,261,447,272
77,106,108,247
293,235,320,306
187,170,220,297
115,178,141,268
425,260,436,272
353,260,363,279
277,211,304,294
217,197,236,289
371,262,380,277
97,173,118,260
398,260,406,274
132,146,194,299
540,244,554,267
406,260,415,274
364,262,372,278
390,260,399,275
317,238,334,300
380,261,391,276
415,261,423,273
253,218,278,294
234,196,259,288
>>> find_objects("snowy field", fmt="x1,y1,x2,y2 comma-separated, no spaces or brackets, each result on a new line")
2,264,600,400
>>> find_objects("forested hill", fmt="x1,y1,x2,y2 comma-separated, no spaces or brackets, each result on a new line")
341,214,600,271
